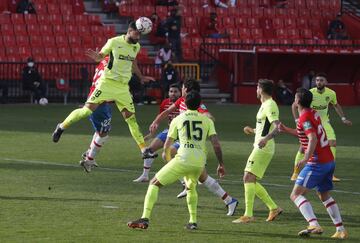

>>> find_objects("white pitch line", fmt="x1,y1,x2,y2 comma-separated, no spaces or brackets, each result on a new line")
2,158,359,196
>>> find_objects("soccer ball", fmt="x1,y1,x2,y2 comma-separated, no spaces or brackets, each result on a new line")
135,17,152,35
39,97,48,106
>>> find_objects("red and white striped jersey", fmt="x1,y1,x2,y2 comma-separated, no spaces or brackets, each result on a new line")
174,97,209,114
297,108,334,163
87,56,109,97
159,98,180,125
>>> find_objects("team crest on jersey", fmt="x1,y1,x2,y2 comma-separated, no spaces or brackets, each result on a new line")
303,121,312,130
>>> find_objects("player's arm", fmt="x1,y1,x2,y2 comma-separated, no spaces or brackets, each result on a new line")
297,132,317,168
163,137,175,162
209,134,225,179
278,123,298,136
243,126,255,135
85,48,105,62
132,60,155,83
149,103,177,133
332,103,352,126
258,120,281,148
291,101,299,123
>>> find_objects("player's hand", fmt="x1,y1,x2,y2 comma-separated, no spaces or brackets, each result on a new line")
149,122,159,134
278,123,287,133
85,48,102,62
342,119,352,126
243,126,254,135
296,159,307,169
258,138,268,149
217,164,225,179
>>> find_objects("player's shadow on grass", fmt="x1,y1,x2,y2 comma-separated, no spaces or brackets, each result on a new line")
0,195,109,203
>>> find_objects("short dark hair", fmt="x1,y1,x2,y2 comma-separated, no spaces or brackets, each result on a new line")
258,79,274,95
296,88,313,108
128,21,137,30
315,72,327,80
183,79,200,92
185,91,201,110
169,83,181,91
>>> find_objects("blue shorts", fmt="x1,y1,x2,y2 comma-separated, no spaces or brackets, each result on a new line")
156,129,180,149
89,103,112,134
296,161,335,192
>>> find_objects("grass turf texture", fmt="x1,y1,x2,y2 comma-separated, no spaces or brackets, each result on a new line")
0,104,359,243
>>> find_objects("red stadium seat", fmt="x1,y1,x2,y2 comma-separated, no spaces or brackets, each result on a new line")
27,24,40,36
44,47,58,58
32,47,45,58
294,0,306,9
0,1,8,12
2,35,16,47
42,36,56,47
263,8,275,18
58,47,72,61
56,36,69,48
298,9,311,18
239,8,252,18
301,29,313,39
65,25,79,35
186,27,200,37
78,25,91,36
222,17,235,28
276,29,288,38
183,49,196,61
16,35,30,46
82,35,94,48
184,16,197,28
87,15,102,25
1,24,15,35
247,18,259,28
0,14,11,25
216,8,228,18
252,8,264,18
35,3,48,14
238,28,251,39
47,3,61,14
251,28,263,39
292,39,304,45
227,28,238,38
39,25,53,36
228,8,239,17
192,7,202,17
103,25,116,38
29,36,43,48
11,14,24,24
284,18,296,29
296,19,308,28
275,9,287,18
155,6,168,19
90,25,104,36
49,14,63,25
68,36,82,47
247,0,257,7
73,0,85,14
288,29,300,39
234,17,247,28
53,25,66,36
119,5,131,17
182,38,191,49
60,4,73,15
93,36,107,48
62,15,74,25
272,18,284,29
191,37,202,47
307,0,318,9
24,14,37,24
74,15,88,26
37,15,51,25
13,24,27,35
288,9,298,18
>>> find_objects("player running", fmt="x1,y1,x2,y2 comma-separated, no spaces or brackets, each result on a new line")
128,91,225,230
148,78,238,216
290,73,352,181
280,88,348,239
133,83,181,182
233,79,283,224
52,21,155,159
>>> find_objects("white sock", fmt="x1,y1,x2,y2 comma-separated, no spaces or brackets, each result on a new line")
142,158,154,177
202,176,232,205
322,197,345,231
215,0,228,8
87,133,108,160
294,195,320,227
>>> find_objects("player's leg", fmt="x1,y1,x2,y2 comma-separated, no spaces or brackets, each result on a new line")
255,182,282,221
316,162,347,239
128,158,186,229
52,102,98,142
291,146,305,181
323,122,340,182
133,131,166,182
184,167,203,230
198,169,238,216
291,164,323,237
80,104,112,172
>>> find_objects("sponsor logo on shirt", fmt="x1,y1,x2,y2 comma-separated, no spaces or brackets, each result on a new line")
118,54,135,61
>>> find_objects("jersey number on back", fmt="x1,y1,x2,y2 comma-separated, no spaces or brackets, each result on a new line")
183,120,203,141
317,124,329,148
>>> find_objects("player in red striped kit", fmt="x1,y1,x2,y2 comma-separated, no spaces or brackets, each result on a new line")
133,83,181,182
148,79,238,216
280,88,347,239
79,57,113,172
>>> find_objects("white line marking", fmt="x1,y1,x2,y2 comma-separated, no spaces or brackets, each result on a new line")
102,205,119,209
2,158,359,195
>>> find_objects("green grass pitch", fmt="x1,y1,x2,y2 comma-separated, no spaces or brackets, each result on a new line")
0,104,359,242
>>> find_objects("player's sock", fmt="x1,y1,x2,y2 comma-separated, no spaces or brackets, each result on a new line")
294,195,320,226
255,182,277,210
125,114,145,151
186,186,198,223
330,146,336,159
88,133,108,159
141,184,159,219
203,176,232,205
293,151,304,175
61,106,92,129
244,182,256,217
322,197,345,231
142,158,154,177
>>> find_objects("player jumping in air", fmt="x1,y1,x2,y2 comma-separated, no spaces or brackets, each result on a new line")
233,79,283,224
291,73,352,181
128,91,225,230
133,83,181,182
52,22,155,159
280,88,348,239
147,79,238,216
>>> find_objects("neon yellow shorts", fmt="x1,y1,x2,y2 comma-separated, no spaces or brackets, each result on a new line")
156,157,203,188
87,78,135,113
323,120,336,140
244,147,274,179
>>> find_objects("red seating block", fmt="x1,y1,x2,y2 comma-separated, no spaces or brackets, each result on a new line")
42,36,56,47
62,15,74,25
35,3,48,14
53,25,66,36
251,29,263,39
227,28,238,38
1,24,14,35
0,14,11,25
3,35,16,47
16,35,30,46
238,28,251,39
247,18,259,28
90,25,104,36
27,24,40,36
276,29,288,38
39,25,53,36
56,36,69,48
296,19,308,28
284,18,296,29
103,25,116,37
252,8,263,18
47,3,60,14
87,15,102,25
272,18,283,29
24,14,38,24
11,14,24,24
222,17,235,28
68,36,82,47
60,4,73,15
37,15,51,25
288,29,300,39
32,47,45,58
184,16,197,28
75,15,88,26
235,18,247,28
66,25,79,35
78,25,91,36
301,29,313,39
49,14,63,25
29,36,43,48
13,24,27,35
93,36,107,48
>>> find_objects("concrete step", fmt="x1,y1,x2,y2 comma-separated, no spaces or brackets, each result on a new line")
200,82,218,88
200,88,220,94
201,93,231,99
